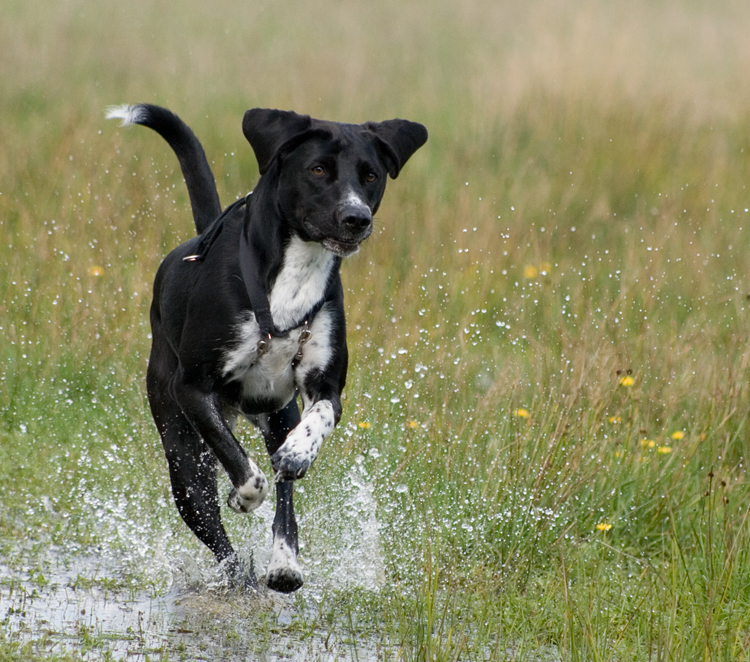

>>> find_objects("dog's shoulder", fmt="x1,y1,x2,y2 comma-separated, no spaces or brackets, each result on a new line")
152,209,249,355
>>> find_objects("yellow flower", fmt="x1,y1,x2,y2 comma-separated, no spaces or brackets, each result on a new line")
671,431,685,441
641,439,656,448
619,376,635,387
358,421,371,429
596,523,612,532
407,420,419,429
608,416,622,424
88,265,104,277
657,446,672,454
523,265,538,279
514,408,530,419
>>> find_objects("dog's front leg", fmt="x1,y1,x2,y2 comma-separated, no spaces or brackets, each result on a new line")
271,397,340,481
171,376,269,511
255,401,304,592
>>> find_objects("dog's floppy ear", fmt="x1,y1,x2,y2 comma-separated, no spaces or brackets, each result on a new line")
243,109,313,175
364,119,428,178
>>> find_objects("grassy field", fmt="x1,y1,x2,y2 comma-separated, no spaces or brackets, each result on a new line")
3,0,750,659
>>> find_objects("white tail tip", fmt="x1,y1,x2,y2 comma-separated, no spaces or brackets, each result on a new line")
105,104,146,127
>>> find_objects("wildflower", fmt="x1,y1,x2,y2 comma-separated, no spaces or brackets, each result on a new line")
523,265,538,279
358,422,371,429
608,416,622,424
671,431,685,441
407,420,419,429
619,376,634,387
657,446,672,454
640,439,656,448
514,408,530,419
596,523,612,532
89,265,104,277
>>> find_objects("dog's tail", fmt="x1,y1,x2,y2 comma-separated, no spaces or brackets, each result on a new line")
107,104,222,235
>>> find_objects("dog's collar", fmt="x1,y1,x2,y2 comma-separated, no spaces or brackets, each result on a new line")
183,192,327,341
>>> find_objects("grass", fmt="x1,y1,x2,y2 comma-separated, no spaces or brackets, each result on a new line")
3,0,750,659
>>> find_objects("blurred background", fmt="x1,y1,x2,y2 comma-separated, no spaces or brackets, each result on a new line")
2,0,750,658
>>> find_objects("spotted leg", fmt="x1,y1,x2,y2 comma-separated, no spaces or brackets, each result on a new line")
257,400,304,593
271,400,336,480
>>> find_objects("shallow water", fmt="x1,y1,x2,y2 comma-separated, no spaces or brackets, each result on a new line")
0,556,387,660
1,463,390,660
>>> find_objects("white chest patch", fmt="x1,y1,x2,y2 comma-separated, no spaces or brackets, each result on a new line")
221,237,336,408
269,237,335,331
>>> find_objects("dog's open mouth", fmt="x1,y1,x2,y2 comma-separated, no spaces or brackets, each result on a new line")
321,238,360,257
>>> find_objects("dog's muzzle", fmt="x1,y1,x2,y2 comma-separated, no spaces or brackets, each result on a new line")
321,238,362,257
321,204,372,257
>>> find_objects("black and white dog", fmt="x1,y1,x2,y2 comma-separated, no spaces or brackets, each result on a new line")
107,104,427,592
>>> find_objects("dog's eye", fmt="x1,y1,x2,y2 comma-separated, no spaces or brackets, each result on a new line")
311,165,326,177
365,172,378,183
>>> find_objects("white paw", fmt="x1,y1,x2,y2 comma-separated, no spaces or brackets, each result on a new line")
227,469,269,513
271,400,335,480
265,538,303,593
271,435,316,480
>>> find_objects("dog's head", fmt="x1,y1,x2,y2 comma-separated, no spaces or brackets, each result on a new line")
243,109,428,257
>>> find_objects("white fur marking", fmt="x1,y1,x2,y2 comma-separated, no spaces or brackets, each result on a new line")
269,236,335,331
266,536,301,580
220,234,336,409
343,188,369,211
105,104,147,127
273,400,335,479
227,459,269,512
221,307,334,410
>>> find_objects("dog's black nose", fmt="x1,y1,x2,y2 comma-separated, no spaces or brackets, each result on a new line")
341,209,372,234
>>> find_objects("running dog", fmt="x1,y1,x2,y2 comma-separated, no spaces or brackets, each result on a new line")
107,104,427,592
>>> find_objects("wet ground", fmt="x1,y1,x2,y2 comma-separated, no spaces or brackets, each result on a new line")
0,556,385,660
1,464,391,660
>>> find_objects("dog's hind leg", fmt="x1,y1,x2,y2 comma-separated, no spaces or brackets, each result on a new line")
256,399,304,593
147,334,256,588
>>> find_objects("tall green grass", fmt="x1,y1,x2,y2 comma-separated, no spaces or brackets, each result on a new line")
2,0,750,658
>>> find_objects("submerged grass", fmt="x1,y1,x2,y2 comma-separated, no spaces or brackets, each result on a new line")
3,0,750,658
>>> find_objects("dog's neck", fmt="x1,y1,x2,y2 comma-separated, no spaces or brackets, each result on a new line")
243,183,339,334
244,184,286,290
269,236,335,331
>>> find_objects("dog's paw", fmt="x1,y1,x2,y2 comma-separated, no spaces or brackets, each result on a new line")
265,538,303,593
227,471,269,513
266,566,304,594
270,401,335,481
271,445,313,481
221,554,258,592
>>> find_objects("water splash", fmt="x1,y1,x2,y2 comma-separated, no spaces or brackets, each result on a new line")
300,458,385,593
